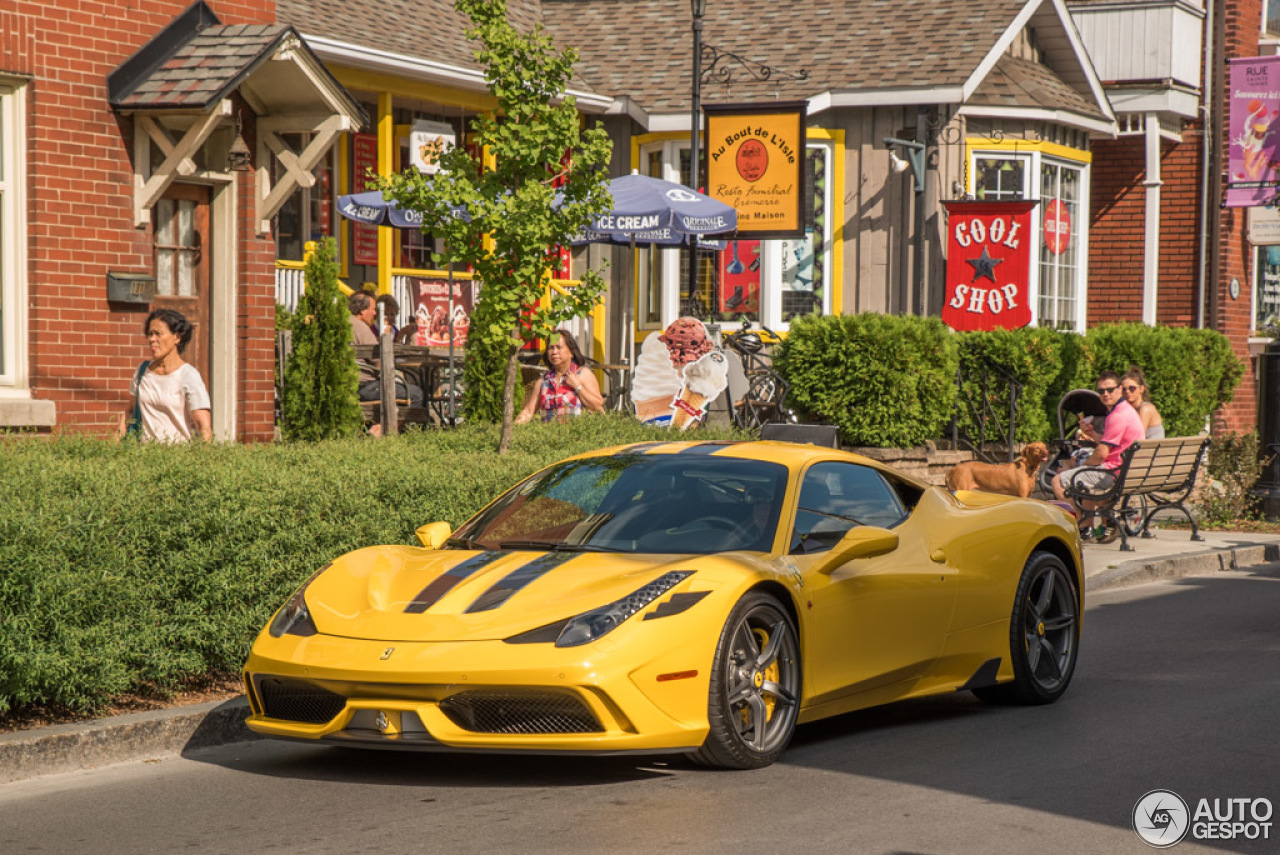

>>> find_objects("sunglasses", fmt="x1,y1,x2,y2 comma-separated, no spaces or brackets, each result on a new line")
1096,386,1118,394
1122,384,1140,393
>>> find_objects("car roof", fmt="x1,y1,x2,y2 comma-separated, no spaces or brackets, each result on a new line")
569,440,929,489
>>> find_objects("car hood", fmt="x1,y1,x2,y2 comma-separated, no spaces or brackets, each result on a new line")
303,546,716,642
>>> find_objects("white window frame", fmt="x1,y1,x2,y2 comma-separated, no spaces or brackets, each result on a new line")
635,136,834,333
0,78,30,393
967,146,1091,332
1266,0,1280,38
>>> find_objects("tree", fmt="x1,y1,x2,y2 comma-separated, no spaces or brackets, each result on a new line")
378,0,613,453
281,238,364,441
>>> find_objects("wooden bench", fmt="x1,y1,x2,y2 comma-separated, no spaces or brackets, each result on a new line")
1063,435,1211,551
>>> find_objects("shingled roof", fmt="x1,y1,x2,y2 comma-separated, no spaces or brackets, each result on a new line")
112,24,291,110
276,0,547,77
541,0,1038,113
969,53,1108,121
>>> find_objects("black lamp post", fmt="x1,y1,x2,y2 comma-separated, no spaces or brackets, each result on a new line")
687,0,706,317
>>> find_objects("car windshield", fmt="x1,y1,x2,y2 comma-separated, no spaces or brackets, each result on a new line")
450,453,789,555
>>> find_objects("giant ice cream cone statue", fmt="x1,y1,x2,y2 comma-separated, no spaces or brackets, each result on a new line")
632,317,719,426
671,350,730,429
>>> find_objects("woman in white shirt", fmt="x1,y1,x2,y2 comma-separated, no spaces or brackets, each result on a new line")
118,308,212,442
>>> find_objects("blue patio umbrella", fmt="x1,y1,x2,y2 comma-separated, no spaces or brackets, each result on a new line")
568,172,736,249
336,190,468,228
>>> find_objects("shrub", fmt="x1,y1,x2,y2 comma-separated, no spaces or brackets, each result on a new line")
280,238,364,441
776,313,958,447
1195,431,1265,526
955,327,1074,443
0,418,739,715
1082,324,1243,437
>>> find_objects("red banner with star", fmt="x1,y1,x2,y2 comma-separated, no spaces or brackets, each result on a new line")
941,200,1038,331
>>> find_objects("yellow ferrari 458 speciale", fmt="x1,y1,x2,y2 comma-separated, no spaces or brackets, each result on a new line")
243,440,1083,769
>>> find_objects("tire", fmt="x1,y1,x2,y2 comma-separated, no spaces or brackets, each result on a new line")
691,592,801,769
973,551,1080,706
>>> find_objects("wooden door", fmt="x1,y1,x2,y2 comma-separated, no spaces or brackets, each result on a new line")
153,184,212,384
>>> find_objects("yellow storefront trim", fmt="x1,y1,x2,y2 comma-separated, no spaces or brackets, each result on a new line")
328,66,498,113
964,138,1092,165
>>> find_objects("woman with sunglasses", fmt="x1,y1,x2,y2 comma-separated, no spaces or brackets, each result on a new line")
1122,366,1164,439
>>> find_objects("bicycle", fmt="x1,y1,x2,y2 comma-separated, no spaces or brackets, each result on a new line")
587,358,633,414
721,320,794,432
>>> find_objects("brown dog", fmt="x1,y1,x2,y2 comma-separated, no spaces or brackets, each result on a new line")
945,442,1050,499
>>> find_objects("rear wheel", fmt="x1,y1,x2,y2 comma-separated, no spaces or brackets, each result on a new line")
691,592,800,769
974,551,1080,705
1118,494,1149,537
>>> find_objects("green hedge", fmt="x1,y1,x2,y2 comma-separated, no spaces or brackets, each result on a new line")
0,418,738,715
954,327,1077,443
1079,324,1243,438
775,313,958,447
776,318,1242,445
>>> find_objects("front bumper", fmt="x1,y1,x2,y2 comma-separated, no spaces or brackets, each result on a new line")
242,631,714,754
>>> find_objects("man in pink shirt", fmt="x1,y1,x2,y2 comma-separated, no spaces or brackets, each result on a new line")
1051,371,1145,535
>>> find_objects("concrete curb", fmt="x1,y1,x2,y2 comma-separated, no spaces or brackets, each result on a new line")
0,696,258,785
1087,542,1280,592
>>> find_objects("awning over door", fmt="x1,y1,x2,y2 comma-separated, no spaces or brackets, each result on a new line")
109,0,366,233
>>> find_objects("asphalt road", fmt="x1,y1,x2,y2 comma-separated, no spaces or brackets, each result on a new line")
3,566,1279,855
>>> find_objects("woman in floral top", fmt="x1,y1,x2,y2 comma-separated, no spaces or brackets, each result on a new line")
516,329,604,423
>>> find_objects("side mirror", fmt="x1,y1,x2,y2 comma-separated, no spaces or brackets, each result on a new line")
818,526,899,574
415,521,453,549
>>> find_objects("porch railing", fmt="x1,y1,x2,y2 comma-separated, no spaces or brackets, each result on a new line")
949,359,1023,463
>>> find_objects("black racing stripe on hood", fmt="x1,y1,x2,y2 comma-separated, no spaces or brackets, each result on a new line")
465,552,577,613
404,551,505,614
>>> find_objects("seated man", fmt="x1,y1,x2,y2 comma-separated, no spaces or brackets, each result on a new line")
348,292,423,409
1051,370,1144,538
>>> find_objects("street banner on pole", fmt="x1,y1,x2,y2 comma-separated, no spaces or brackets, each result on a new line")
1227,57,1280,208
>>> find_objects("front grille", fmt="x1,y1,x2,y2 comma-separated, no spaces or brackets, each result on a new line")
439,690,603,734
255,676,346,724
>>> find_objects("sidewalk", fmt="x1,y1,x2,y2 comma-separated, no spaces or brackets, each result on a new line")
4,526,1279,786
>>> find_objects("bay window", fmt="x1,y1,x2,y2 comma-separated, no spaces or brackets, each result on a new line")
969,144,1090,331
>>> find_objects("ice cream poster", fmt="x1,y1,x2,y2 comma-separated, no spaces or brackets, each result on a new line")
409,277,473,346
632,318,730,429
1228,57,1280,208
719,240,760,314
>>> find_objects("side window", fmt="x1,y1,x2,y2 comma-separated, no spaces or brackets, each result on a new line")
790,462,908,554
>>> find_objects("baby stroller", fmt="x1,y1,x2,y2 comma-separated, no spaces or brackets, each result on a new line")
1038,388,1147,542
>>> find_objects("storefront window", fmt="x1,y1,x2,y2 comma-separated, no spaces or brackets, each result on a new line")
1256,245,1280,335
968,146,1089,331
636,135,835,331
1038,160,1083,330
275,136,335,262
974,155,1027,201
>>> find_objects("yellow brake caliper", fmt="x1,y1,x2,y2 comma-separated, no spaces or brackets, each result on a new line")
740,626,779,728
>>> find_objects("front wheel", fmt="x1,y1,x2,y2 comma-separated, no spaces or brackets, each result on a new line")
691,592,801,769
974,551,1080,705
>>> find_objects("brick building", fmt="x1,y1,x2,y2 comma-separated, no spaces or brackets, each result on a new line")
0,0,361,440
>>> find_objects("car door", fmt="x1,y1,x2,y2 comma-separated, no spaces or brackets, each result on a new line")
788,462,957,706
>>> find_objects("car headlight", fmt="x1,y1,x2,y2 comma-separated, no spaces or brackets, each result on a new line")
268,564,330,638
555,571,693,648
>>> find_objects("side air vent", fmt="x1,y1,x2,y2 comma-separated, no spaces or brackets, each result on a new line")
254,676,346,725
